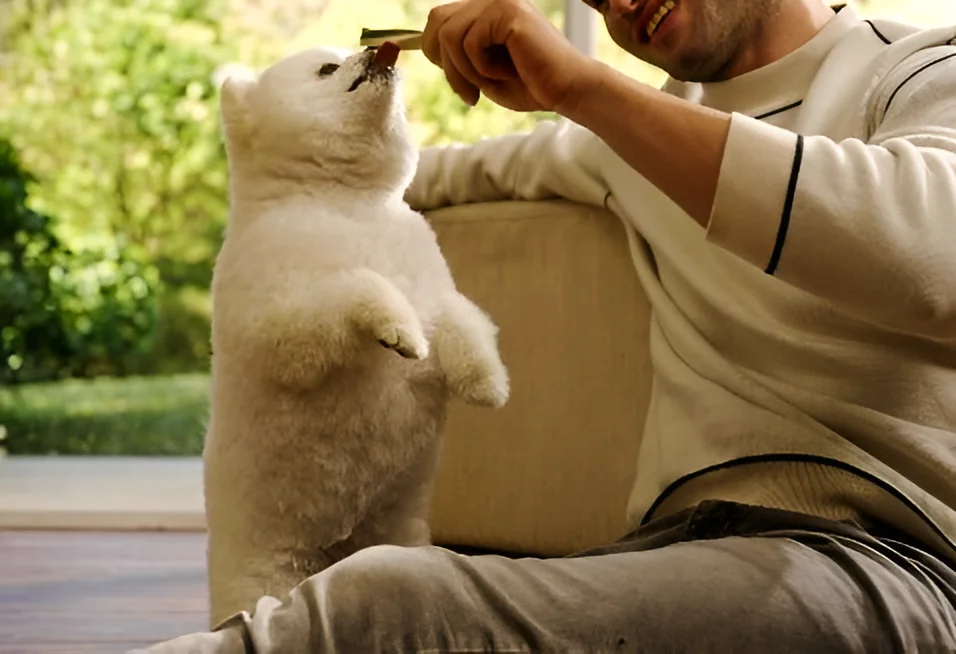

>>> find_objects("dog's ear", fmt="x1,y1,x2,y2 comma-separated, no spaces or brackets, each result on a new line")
218,72,256,147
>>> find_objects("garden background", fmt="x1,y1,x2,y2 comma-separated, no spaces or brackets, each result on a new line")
0,0,952,456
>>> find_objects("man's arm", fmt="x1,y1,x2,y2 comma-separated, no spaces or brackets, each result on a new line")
404,118,610,212
567,47,956,340
420,0,956,338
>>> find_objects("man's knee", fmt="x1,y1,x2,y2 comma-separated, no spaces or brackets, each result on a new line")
308,544,462,644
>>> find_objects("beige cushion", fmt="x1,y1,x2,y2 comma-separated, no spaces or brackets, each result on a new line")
425,200,653,557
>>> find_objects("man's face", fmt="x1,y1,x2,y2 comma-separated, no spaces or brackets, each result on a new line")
583,0,782,82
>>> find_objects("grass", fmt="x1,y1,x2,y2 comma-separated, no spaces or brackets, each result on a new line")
0,374,210,455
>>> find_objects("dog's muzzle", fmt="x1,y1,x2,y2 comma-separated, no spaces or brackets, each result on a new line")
347,49,396,92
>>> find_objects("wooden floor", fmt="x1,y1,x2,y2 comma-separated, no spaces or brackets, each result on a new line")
0,530,209,653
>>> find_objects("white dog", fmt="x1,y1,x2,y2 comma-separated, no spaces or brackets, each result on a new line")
204,46,510,628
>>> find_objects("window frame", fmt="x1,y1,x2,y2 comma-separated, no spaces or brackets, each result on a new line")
564,1,597,56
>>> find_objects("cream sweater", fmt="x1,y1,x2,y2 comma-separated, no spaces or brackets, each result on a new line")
406,5,956,563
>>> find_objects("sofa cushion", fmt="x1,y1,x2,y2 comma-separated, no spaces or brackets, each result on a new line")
425,200,653,556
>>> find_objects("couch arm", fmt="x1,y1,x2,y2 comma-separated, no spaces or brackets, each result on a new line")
425,200,653,557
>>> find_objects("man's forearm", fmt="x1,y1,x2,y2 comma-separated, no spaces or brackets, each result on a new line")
562,60,732,229
405,119,611,212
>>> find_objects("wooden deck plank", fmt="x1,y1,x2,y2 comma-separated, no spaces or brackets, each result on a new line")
0,531,209,653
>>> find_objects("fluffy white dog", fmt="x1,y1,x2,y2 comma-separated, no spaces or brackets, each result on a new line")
204,45,509,628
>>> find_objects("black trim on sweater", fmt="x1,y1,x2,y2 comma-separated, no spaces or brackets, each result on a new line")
884,51,956,116
865,20,892,45
765,134,803,275
754,100,803,121
638,452,956,559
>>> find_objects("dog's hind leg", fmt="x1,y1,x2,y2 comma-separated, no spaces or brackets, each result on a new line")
207,545,315,629
432,291,509,408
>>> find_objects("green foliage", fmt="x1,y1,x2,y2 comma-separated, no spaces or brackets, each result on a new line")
0,138,73,383
0,0,262,375
0,373,209,454
0,138,161,384
3,0,234,260
45,239,161,379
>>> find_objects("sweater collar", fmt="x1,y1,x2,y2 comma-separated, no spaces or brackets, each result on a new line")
664,3,861,115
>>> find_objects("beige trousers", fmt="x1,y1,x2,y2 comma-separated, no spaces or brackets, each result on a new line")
131,501,956,653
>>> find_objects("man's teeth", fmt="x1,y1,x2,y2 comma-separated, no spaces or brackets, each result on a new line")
647,0,676,39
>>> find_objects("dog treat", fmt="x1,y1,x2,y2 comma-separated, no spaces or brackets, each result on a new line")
360,28,423,50
373,41,402,67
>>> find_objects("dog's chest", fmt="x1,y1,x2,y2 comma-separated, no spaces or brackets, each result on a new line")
354,219,451,317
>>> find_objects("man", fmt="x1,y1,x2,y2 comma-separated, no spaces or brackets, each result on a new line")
140,0,956,651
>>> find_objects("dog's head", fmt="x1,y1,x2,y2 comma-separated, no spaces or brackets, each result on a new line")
219,47,416,193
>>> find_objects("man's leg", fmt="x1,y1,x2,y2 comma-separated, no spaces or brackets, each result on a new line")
132,518,956,653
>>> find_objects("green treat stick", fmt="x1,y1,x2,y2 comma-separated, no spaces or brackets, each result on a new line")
359,28,423,50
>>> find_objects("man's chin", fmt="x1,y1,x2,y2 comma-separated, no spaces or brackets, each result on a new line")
641,48,731,84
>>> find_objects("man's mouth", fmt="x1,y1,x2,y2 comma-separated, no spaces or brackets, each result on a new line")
639,0,677,42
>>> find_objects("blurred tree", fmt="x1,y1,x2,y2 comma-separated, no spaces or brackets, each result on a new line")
0,137,73,384
0,138,160,384
0,0,270,373
4,0,232,263
230,0,330,40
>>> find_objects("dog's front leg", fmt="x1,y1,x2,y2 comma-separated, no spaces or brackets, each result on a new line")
432,292,509,408
252,267,429,389
331,267,430,360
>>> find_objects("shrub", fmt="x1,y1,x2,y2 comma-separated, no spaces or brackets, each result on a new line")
0,138,161,384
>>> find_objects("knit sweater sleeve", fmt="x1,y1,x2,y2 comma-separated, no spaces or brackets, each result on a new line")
404,118,610,211
706,45,956,340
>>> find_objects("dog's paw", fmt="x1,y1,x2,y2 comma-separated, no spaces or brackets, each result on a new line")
455,360,510,409
377,323,430,360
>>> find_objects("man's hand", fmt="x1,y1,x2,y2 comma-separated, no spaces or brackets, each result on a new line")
422,0,595,113
423,0,731,230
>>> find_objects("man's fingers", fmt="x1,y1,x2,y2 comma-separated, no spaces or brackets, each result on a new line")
425,3,480,105
441,50,481,106
464,17,516,81
440,17,488,105
423,3,459,66
423,0,529,107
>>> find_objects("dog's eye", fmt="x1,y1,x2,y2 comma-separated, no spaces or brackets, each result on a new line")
316,63,340,78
